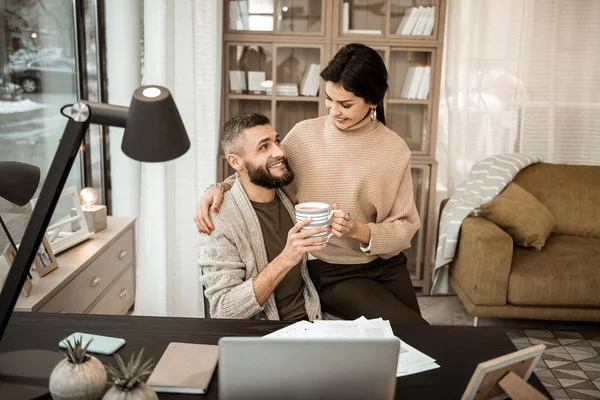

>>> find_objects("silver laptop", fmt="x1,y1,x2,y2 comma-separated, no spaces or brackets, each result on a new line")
218,337,399,400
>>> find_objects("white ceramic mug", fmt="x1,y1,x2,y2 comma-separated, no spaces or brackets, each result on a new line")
295,202,344,245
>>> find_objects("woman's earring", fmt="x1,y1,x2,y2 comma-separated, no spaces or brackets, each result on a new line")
370,107,377,123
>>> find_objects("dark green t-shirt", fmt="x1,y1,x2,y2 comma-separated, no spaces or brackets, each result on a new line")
251,194,307,322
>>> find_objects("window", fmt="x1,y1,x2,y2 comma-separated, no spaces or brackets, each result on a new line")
0,0,106,252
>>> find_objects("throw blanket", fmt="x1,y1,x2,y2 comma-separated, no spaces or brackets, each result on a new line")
431,154,543,294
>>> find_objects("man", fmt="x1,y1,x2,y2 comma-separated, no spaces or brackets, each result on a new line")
198,112,325,321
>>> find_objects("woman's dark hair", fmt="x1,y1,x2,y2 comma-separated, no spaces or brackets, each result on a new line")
320,43,388,125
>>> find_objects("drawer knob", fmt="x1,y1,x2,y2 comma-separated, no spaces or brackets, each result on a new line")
91,276,101,288
117,250,127,260
119,289,128,299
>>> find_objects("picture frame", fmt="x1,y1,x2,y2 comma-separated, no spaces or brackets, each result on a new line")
461,344,546,400
30,186,94,255
2,243,33,297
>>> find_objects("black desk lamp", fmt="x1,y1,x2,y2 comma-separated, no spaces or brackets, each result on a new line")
0,161,41,281
0,86,190,397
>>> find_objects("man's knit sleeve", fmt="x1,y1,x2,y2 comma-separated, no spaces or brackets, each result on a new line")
197,216,263,319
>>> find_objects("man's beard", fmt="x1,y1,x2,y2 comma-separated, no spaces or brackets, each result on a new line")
246,158,294,189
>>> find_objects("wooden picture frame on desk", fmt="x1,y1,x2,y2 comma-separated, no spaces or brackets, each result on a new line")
2,243,33,297
461,344,546,400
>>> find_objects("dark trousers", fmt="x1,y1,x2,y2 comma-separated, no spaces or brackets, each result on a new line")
308,253,428,325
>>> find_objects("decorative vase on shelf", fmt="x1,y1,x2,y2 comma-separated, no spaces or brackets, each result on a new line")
103,349,158,400
49,336,108,400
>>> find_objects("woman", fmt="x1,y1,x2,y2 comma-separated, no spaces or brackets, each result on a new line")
196,44,427,325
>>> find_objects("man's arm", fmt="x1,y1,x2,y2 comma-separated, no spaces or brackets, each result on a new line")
199,216,326,318
198,225,264,319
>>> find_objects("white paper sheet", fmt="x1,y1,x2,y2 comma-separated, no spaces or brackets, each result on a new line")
263,317,440,377
263,321,314,339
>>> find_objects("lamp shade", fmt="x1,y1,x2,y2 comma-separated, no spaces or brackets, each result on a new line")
121,85,191,162
0,161,41,206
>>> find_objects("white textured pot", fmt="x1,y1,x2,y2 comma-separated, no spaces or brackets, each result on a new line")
49,356,107,400
102,382,159,400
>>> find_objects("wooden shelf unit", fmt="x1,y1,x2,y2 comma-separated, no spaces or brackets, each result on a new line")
221,0,446,294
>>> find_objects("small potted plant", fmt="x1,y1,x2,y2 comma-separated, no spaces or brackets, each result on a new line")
103,349,158,400
49,336,108,400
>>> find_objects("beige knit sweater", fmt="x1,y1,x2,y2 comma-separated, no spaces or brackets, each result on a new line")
198,178,322,320
281,115,421,264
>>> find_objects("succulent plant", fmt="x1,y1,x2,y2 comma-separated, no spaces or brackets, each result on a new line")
105,349,154,392
50,336,107,400
63,336,92,364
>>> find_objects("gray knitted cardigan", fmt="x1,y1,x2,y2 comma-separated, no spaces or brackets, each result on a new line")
197,177,322,321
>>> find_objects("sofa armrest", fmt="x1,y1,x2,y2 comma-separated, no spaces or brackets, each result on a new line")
451,217,513,306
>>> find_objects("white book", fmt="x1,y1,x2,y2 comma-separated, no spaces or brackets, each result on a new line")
348,29,382,35
400,67,416,99
416,66,430,100
238,0,249,30
410,6,426,35
401,7,419,35
247,71,266,93
276,85,299,96
342,2,350,33
228,1,238,30
408,66,424,99
395,7,415,35
422,7,435,36
229,70,246,92
300,63,320,97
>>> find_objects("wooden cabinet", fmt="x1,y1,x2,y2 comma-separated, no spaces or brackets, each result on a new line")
221,0,446,294
14,216,136,314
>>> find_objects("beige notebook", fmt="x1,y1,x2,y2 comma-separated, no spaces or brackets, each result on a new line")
147,342,219,394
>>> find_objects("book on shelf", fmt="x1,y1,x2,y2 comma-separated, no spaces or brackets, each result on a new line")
342,2,350,33
266,83,299,96
408,66,424,99
300,63,320,97
247,71,267,93
229,0,249,30
400,66,430,100
395,6,435,36
348,29,382,35
229,70,247,92
416,67,431,100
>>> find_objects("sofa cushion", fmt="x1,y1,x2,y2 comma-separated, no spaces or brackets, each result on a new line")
508,235,600,307
513,163,600,238
481,183,557,251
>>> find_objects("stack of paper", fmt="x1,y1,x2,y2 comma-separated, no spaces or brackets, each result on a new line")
264,317,440,377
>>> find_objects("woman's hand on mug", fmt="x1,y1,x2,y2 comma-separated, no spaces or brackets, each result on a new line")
329,203,356,238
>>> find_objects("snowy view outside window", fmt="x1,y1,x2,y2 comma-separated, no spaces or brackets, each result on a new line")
0,0,102,275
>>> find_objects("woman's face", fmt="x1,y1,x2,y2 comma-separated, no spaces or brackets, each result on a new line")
325,81,373,130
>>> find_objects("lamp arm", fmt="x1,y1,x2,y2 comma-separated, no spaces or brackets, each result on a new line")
0,117,90,342
81,101,128,127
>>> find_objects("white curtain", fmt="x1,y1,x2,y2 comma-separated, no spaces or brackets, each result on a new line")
436,0,600,205
134,0,222,317
517,0,600,164
436,0,526,202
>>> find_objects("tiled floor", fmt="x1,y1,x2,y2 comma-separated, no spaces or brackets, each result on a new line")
506,329,600,400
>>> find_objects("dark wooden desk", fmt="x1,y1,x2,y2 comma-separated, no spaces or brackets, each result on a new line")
1,313,549,399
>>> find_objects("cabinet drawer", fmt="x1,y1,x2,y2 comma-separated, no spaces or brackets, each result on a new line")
88,264,135,315
39,228,135,313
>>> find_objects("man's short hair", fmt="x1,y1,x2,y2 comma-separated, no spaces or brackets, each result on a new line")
221,112,271,155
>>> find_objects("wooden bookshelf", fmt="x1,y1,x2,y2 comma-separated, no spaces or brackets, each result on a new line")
221,0,446,294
